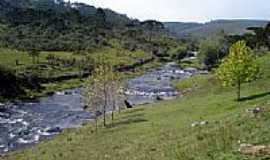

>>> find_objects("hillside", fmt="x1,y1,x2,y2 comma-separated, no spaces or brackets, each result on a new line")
0,0,182,101
2,53,270,160
164,19,269,38
0,0,171,52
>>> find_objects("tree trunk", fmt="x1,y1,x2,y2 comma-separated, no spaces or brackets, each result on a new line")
237,80,241,101
95,118,98,132
111,111,114,123
103,105,106,127
111,100,115,122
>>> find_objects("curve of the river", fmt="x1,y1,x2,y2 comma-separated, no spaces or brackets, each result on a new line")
0,62,202,153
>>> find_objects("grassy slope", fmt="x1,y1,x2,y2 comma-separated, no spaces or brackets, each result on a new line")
0,47,157,100
1,54,270,160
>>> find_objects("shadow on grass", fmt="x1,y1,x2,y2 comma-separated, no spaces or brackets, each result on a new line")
107,112,147,128
124,107,145,114
106,118,148,129
239,91,270,102
121,113,145,120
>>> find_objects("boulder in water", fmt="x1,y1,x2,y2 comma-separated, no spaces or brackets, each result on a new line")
95,111,102,117
124,100,133,109
45,127,61,133
156,96,163,101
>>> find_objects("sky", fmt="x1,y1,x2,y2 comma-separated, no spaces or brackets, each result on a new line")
69,0,270,22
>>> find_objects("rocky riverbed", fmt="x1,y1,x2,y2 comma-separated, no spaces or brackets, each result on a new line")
0,62,202,153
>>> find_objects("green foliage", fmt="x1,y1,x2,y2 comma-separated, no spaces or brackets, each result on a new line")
227,22,270,49
169,43,188,62
216,41,260,100
198,35,229,69
3,53,270,160
0,0,174,53
164,20,268,39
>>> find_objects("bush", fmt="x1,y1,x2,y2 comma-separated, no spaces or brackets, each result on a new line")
198,37,229,70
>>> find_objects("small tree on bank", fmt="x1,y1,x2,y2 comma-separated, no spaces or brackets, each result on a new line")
28,49,40,64
216,41,260,101
84,60,123,129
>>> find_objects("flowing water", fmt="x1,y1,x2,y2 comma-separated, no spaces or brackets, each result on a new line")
0,63,200,153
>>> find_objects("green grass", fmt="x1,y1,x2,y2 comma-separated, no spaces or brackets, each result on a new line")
0,47,156,100
179,58,203,69
1,54,270,160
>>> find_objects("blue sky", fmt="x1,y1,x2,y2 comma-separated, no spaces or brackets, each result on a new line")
69,0,270,22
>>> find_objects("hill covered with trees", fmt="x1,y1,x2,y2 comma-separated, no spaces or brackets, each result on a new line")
164,20,268,39
0,0,173,52
0,0,182,101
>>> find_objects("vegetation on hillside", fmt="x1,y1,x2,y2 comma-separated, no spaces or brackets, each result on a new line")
164,20,268,39
2,53,269,160
0,0,189,101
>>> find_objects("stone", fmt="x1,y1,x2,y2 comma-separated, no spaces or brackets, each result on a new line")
191,122,200,127
156,96,163,101
239,144,270,156
45,127,61,133
95,111,102,117
246,107,262,114
124,100,133,109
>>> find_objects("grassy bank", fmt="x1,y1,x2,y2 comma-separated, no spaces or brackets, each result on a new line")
1,53,269,159
0,47,160,101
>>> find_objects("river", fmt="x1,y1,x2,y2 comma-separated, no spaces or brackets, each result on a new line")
0,62,201,153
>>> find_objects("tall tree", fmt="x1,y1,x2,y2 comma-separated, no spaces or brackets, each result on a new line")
216,41,260,101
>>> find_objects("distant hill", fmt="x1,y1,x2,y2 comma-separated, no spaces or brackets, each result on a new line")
164,20,269,38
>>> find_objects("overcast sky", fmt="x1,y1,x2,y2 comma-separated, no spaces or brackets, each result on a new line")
69,0,270,22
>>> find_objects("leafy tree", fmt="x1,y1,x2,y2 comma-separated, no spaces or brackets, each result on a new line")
169,43,188,62
141,20,164,43
198,36,228,70
216,41,260,101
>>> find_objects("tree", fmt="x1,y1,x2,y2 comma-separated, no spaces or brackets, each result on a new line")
84,59,123,129
28,49,40,64
169,43,188,62
216,41,260,101
141,20,164,42
107,72,123,122
198,36,228,70
96,8,106,28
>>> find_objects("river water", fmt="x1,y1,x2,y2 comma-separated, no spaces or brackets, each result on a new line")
0,62,200,153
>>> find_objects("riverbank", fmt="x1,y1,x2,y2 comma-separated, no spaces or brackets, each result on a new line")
0,62,187,154
1,54,269,159
0,47,160,102
0,49,161,103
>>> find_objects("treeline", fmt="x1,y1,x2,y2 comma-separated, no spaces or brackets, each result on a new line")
0,65,41,101
197,22,270,70
0,0,171,53
227,23,270,49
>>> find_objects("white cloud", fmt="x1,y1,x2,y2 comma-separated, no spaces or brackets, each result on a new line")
69,0,270,22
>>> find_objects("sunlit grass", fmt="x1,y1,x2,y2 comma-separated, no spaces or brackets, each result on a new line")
2,54,270,160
